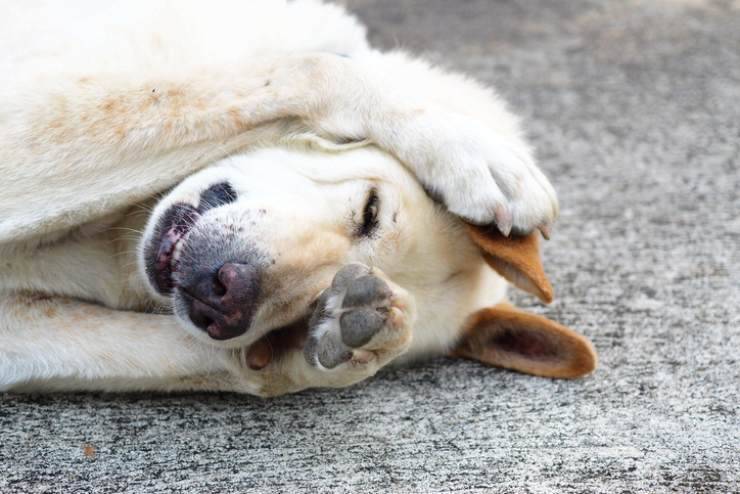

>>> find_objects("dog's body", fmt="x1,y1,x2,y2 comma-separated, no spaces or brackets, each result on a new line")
1,1,596,395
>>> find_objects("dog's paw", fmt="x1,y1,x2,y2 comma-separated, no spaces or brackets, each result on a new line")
398,113,559,236
304,264,414,373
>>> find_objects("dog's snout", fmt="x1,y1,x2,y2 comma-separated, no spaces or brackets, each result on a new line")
182,262,262,340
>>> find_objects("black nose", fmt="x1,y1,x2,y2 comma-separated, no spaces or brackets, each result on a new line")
181,262,262,340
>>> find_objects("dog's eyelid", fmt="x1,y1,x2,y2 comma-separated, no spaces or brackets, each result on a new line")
365,186,379,210
356,187,380,238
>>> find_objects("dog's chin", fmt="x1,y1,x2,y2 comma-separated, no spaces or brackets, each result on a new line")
169,291,261,348
182,322,260,349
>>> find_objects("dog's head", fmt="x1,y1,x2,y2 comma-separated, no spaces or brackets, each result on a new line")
139,143,475,343
139,142,596,378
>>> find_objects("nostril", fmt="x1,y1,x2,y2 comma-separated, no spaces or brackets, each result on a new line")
212,277,227,297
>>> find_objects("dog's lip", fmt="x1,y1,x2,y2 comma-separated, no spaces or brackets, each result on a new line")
150,204,201,294
153,228,185,291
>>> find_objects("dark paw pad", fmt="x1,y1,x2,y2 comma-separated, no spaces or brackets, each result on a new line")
340,308,386,347
342,275,391,308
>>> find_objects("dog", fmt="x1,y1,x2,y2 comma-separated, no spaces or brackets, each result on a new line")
0,0,596,395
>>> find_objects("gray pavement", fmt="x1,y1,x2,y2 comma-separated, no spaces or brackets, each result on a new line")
1,1,739,492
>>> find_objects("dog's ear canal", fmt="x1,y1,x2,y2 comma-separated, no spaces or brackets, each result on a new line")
451,305,597,379
466,224,553,303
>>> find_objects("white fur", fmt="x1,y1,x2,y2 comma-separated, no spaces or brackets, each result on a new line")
0,1,556,395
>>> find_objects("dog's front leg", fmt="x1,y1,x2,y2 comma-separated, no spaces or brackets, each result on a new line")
0,54,382,245
4,52,554,245
0,294,251,393
2,64,280,245
251,264,417,397
0,286,412,396
309,50,559,236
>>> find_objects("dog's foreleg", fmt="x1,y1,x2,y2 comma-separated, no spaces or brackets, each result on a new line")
314,50,559,234
3,51,556,244
0,294,247,393
0,293,393,397
0,289,417,396
0,55,358,246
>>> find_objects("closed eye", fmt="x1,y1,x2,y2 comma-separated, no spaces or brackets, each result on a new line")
357,187,380,237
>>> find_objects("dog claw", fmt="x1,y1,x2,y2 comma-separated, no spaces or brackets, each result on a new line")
494,204,513,237
538,223,552,240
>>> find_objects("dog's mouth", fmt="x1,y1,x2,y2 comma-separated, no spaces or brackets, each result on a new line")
146,181,240,296
148,203,201,295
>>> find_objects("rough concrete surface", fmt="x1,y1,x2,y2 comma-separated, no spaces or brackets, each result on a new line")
1,1,739,492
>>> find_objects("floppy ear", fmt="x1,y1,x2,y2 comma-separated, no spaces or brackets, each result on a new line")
451,304,597,379
466,224,553,303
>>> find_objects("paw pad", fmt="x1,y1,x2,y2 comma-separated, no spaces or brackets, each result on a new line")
305,264,400,370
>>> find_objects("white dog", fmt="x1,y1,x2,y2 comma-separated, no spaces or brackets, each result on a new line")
0,0,596,395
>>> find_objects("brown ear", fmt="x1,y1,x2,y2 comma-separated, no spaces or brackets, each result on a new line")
466,224,553,303
451,304,597,379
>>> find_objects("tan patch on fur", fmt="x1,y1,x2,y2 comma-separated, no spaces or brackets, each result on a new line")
193,98,207,110
101,98,119,115
164,86,187,116
228,107,250,131
257,231,349,326
166,87,185,98
41,94,73,143
275,231,350,278
138,94,159,112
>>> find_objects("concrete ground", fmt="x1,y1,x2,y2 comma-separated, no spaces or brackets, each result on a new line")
1,1,738,492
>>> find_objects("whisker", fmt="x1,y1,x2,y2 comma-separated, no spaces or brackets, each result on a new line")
105,226,146,235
